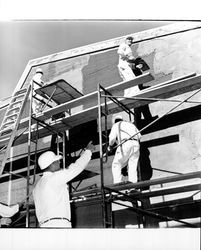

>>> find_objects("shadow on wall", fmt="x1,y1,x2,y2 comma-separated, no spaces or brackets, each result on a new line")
81,49,121,103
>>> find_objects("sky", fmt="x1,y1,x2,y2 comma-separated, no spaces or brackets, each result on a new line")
0,0,200,102
0,20,173,101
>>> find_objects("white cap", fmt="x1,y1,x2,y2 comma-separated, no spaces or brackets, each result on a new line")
36,68,43,74
38,151,62,170
112,114,123,124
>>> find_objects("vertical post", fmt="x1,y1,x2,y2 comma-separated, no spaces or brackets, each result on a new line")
33,121,39,185
56,134,59,155
26,82,33,227
62,132,66,169
7,147,14,205
97,84,107,228
104,90,108,163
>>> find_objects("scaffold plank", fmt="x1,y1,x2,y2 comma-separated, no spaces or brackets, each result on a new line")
36,73,201,126
132,183,201,199
2,73,201,147
34,72,195,122
35,72,154,120
71,171,201,198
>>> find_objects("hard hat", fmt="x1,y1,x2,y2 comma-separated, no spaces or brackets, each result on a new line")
126,36,133,41
36,68,43,74
112,114,123,124
38,151,62,170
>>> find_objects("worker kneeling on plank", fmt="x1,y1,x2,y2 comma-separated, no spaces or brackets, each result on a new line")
33,141,95,228
108,115,141,184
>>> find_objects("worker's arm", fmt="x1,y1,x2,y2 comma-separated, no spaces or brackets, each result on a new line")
0,203,19,217
117,43,134,61
117,43,128,59
50,141,95,184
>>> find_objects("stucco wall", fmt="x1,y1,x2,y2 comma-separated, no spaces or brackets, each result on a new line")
1,22,201,205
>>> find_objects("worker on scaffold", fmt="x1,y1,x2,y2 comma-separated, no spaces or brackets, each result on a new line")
108,114,141,184
117,36,141,96
32,68,45,114
117,36,157,127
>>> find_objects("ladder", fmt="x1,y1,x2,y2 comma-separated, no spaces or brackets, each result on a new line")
0,85,31,175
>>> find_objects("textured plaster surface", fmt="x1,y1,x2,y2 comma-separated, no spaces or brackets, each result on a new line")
2,25,201,205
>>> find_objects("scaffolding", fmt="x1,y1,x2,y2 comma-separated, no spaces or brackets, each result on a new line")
1,70,201,228
96,80,201,228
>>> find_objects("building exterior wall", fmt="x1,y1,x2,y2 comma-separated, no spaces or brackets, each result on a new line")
0,22,201,207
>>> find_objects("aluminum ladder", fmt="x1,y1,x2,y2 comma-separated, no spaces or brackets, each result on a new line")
0,85,31,175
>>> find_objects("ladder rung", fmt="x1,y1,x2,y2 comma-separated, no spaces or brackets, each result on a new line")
6,106,20,114
4,113,18,120
11,94,25,102
0,132,13,140
0,133,11,141
0,148,6,155
0,86,30,176
0,125,14,134
2,120,16,127
1,116,16,127
10,100,23,107
13,90,27,97
15,88,27,95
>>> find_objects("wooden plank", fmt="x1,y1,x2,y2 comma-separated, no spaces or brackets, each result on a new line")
45,73,201,126
71,171,201,198
36,72,201,122
147,197,194,209
71,183,201,200
146,72,196,90
5,73,201,147
5,72,153,135
132,183,201,199
35,72,154,121
103,183,201,201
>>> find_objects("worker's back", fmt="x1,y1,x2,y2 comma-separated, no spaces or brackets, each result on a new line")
33,172,70,224
109,121,141,145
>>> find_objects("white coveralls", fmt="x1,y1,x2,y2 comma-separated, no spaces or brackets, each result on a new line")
0,203,19,217
33,150,92,228
117,42,140,97
32,72,44,114
109,121,141,183
0,203,19,227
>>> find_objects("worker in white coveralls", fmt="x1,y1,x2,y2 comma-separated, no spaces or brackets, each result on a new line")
117,36,141,97
117,36,157,126
32,68,45,114
33,141,95,228
109,115,141,184
0,203,19,227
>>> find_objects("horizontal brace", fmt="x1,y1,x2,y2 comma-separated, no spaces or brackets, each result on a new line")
101,94,201,104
